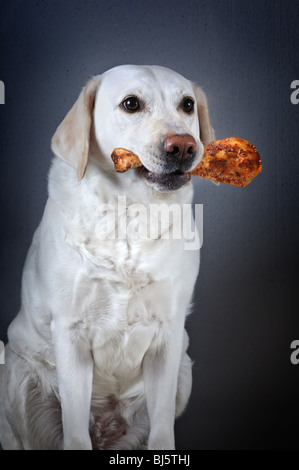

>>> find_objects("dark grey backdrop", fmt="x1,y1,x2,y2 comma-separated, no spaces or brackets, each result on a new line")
0,0,298,450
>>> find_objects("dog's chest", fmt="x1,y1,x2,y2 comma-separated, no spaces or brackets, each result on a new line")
66,214,179,289
92,315,159,382
67,237,176,378
64,212,184,376
74,273,164,381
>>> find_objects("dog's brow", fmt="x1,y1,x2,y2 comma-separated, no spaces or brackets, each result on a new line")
119,90,145,100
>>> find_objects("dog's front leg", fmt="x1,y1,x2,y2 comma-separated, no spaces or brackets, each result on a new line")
51,319,93,450
143,318,185,450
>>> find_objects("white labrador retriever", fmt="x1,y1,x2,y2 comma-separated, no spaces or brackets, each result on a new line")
0,65,214,450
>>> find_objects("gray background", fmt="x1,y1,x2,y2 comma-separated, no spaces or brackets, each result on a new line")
0,0,298,450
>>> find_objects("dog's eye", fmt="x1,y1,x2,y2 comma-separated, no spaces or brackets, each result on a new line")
181,97,195,114
121,96,141,113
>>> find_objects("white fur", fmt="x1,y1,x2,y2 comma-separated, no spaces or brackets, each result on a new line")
0,65,214,450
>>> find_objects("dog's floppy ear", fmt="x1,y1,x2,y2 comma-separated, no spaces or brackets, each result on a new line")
192,84,215,146
51,76,100,180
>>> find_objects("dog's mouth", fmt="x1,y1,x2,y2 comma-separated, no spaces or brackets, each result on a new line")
141,168,191,191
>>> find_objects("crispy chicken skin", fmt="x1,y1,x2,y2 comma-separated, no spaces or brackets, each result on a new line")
190,137,262,187
111,148,142,172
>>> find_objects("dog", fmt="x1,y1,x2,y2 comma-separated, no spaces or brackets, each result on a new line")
0,65,214,450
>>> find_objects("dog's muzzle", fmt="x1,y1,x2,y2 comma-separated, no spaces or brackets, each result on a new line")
143,169,191,191
142,134,196,191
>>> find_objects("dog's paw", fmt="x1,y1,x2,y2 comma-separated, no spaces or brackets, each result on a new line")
64,437,92,450
148,431,175,450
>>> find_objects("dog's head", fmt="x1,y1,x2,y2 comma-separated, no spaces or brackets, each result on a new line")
52,65,214,192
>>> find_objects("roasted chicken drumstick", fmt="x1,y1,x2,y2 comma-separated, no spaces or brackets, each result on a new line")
111,137,262,187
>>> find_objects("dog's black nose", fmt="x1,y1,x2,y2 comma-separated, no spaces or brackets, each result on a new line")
164,134,197,161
